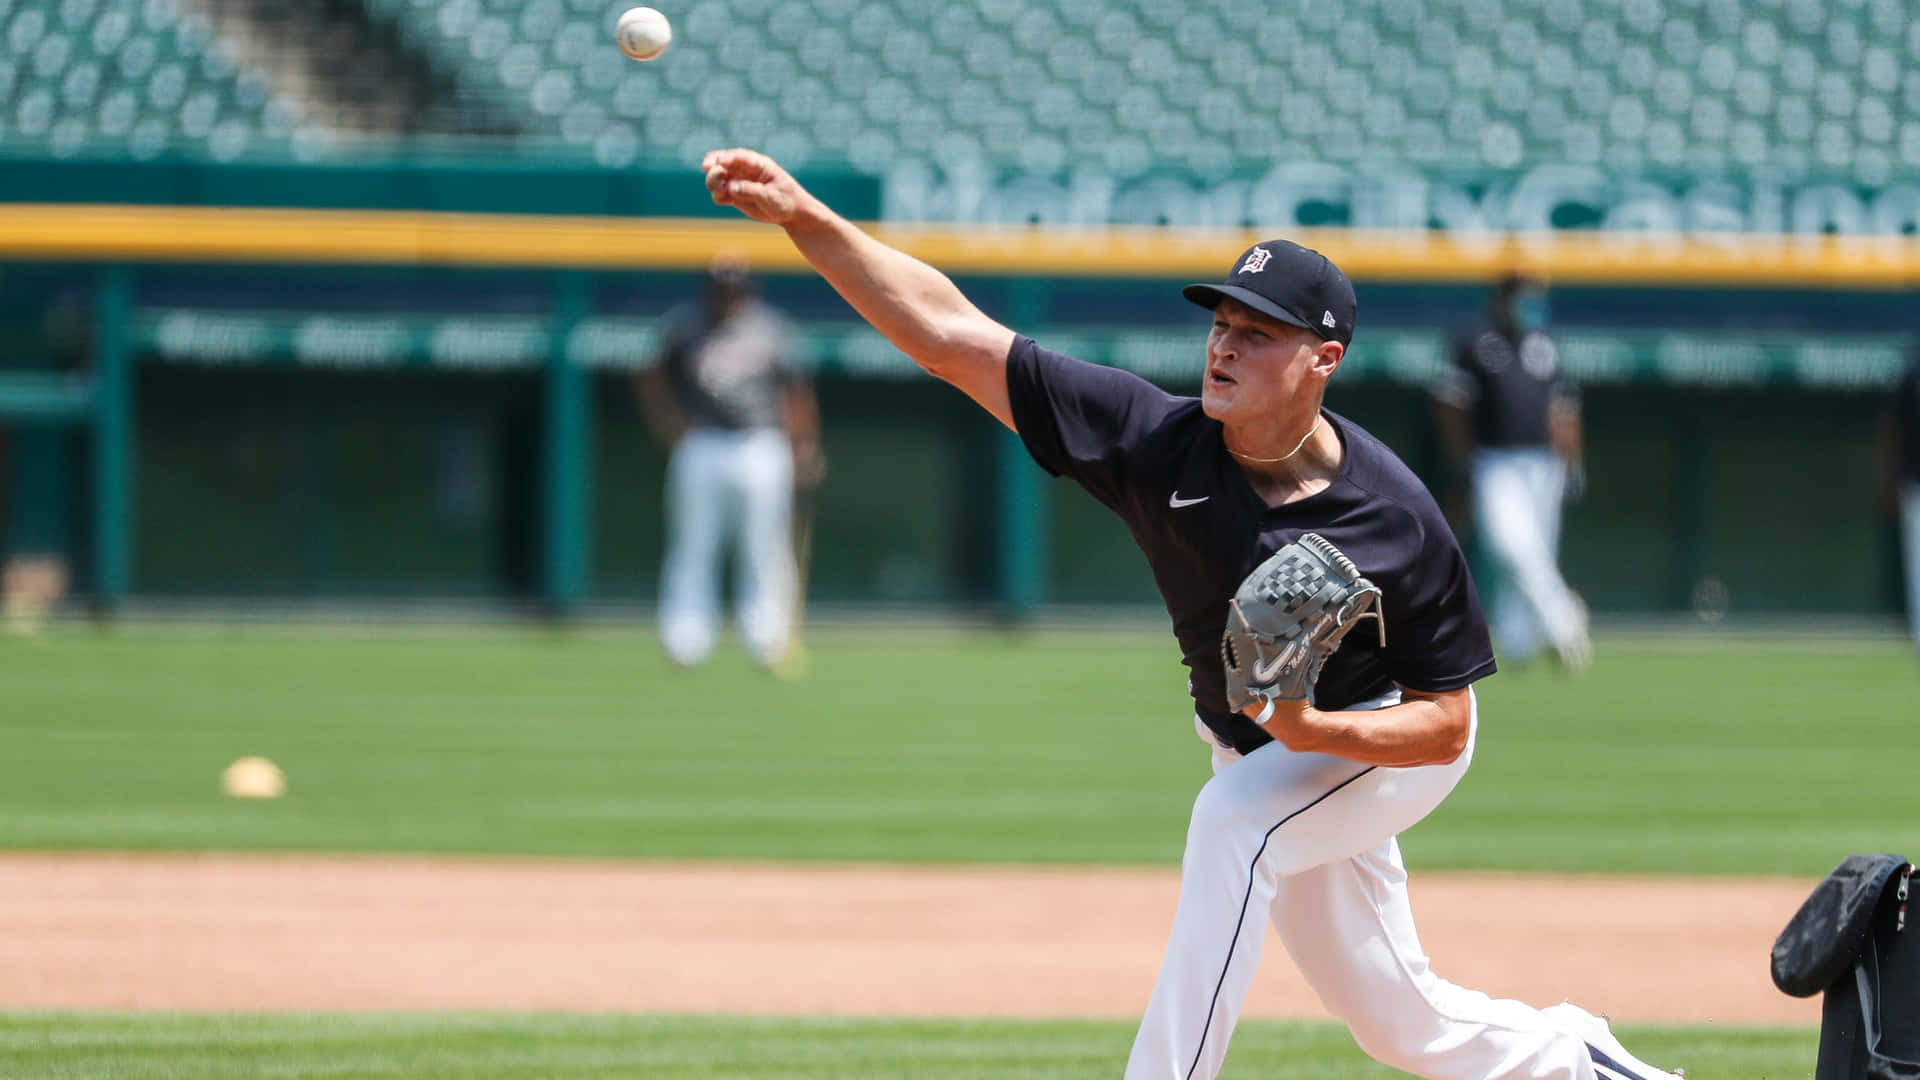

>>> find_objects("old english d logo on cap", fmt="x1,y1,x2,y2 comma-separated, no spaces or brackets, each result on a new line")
1180,239,1358,346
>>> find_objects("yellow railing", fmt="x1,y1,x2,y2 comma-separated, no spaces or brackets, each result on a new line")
2,204,1919,286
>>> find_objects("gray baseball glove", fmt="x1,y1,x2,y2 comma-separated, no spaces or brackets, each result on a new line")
1222,533,1386,711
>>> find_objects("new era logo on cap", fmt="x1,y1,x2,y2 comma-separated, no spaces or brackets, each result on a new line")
1180,239,1358,346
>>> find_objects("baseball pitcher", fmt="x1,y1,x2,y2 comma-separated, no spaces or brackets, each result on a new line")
699,147,1683,1080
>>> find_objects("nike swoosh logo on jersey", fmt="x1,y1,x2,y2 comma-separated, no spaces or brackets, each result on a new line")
1169,492,1209,508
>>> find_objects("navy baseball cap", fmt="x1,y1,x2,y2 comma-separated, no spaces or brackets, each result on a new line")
1183,240,1357,346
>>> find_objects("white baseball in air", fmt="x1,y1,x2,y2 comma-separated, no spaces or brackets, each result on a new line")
615,6,671,61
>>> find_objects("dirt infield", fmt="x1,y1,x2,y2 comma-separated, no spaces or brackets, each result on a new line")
0,853,1816,1026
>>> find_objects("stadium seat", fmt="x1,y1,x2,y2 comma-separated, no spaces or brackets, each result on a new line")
749,0,1871,177
1,0,291,159
0,0,1912,185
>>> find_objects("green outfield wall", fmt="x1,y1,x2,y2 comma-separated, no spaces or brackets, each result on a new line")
0,166,1912,618
3,269,1904,620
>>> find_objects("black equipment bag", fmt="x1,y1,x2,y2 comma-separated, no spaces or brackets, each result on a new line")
1772,854,1918,1080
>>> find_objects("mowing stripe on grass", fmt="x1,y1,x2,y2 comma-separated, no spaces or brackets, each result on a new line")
0,626,1908,874
0,1013,1817,1080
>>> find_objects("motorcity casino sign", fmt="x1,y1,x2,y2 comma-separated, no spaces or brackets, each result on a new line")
882,162,1920,235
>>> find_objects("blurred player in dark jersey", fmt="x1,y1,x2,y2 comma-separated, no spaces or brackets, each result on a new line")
1434,273,1592,670
636,255,822,669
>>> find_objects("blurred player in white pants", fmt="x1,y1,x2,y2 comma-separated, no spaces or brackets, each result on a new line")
1883,352,1920,657
1436,274,1592,670
637,256,821,668
1473,447,1583,662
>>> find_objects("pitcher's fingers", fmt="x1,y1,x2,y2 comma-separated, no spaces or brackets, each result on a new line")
740,149,776,180
705,164,730,196
704,147,770,179
727,179,782,206
700,148,750,174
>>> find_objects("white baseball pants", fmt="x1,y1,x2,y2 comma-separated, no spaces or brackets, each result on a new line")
1472,448,1588,665
1903,483,1920,656
1126,692,1603,1080
658,427,794,667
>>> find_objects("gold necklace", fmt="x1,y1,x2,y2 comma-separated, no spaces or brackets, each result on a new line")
1227,415,1323,464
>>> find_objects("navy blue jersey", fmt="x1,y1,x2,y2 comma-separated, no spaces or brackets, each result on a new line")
1442,328,1575,449
1006,336,1497,755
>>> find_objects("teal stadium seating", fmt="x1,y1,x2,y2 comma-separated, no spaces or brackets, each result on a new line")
1,0,1917,183
0,0,293,160
366,0,1920,183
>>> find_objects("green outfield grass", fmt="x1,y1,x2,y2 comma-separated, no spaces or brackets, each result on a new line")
0,623,1910,874
0,1012,1813,1080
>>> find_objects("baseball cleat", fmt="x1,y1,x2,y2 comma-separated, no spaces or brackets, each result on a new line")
1540,1002,1686,1080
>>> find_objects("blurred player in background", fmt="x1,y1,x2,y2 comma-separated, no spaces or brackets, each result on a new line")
1433,273,1592,670
635,254,823,669
1,427,71,635
1882,348,1920,657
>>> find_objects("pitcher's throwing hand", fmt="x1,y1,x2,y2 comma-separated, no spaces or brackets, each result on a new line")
703,149,805,226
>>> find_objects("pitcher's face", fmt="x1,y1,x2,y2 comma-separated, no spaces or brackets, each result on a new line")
1201,298,1340,425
